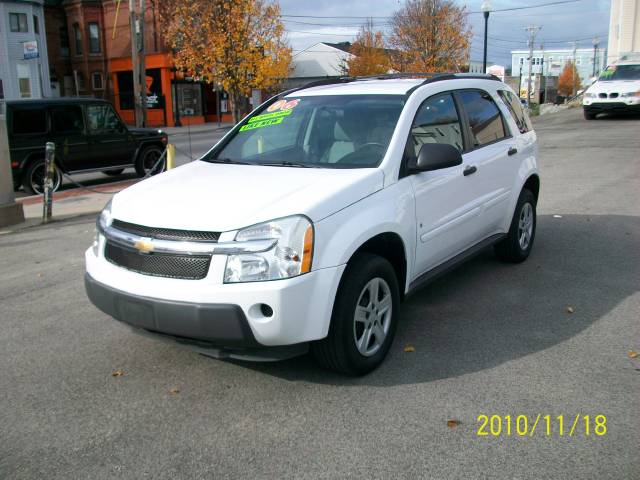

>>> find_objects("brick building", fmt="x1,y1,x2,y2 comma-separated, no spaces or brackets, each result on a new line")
44,0,231,126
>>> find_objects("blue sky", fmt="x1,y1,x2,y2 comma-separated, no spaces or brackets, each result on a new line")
278,0,611,66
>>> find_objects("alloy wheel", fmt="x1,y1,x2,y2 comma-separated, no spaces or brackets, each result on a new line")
353,277,393,357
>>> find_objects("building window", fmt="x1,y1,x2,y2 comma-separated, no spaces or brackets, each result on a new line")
33,15,39,34
92,72,103,90
59,27,70,57
17,63,32,98
73,23,82,55
519,57,524,65
76,72,85,91
575,57,581,66
9,13,28,32
88,22,101,54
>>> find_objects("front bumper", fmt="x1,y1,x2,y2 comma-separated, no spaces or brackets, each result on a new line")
85,246,345,347
583,100,640,114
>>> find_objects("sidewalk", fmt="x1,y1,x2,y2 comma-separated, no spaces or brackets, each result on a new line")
163,122,234,136
3,180,135,233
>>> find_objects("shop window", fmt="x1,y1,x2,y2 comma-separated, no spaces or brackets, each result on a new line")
17,63,32,98
176,83,203,116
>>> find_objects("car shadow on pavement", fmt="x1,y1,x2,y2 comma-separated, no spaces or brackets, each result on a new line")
234,214,639,386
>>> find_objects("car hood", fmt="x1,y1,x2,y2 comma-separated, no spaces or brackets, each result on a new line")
588,79,640,93
111,161,384,232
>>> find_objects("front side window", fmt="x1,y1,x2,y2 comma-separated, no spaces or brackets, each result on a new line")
86,105,122,133
498,90,532,134
12,108,46,135
88,22,100,53
405,92,463,162
9,13,28,32
73,23,82,54
206,95,405,168
458,90,507,147
51,106,84,134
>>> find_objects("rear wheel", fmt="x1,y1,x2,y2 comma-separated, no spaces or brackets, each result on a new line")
583,109,596,120
312,253,399,375
494,189,536,263
135,145,165,177
22,159,62,195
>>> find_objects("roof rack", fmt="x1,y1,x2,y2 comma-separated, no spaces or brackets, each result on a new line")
280,72,500,98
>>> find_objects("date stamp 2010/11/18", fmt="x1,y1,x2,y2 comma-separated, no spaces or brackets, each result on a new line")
477,414,607,437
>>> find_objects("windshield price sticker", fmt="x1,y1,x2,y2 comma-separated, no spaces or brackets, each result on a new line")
239,98,301,132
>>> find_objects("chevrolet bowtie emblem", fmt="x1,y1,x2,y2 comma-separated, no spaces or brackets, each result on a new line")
133,237,155,254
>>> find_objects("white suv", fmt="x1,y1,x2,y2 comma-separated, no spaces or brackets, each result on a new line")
583,61,640,119
85,74,539,375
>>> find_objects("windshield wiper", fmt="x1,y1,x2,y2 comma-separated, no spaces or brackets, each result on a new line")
259,161,318,168
207,157,251,165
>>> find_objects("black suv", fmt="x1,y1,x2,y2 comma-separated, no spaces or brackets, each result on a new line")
7,98,168,194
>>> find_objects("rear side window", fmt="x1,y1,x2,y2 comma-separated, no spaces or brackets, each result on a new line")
406,92,464,160
498,90,532,134
51,106,84,134
11,108,47,135
458,90,507,147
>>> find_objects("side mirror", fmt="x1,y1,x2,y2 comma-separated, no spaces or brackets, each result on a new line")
408,143,462,173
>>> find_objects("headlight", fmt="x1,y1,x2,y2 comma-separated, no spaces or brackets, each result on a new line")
621,91,640,98
93,200,112,255
224,215,313,283
584,92,596,98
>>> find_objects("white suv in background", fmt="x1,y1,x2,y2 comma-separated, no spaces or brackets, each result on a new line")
85,74,539,375
583,60,640,119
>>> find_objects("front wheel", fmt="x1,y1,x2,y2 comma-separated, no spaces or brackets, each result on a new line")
135,145,165,177
311,253,400,375
494,189,536,263
583,109,596,120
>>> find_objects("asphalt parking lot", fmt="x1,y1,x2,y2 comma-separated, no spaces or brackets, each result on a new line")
1,108,638,479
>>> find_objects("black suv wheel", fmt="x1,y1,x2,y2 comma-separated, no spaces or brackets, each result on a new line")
135,145,166,177
22,159,62,195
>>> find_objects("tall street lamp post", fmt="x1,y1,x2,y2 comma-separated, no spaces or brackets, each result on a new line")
481,0,491,72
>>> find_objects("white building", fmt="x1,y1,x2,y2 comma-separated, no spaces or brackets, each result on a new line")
511,47,607,84
0,0,51,104
608,0,640,64
287,42,353,87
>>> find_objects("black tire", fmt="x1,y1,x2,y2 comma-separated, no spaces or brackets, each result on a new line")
22,159,62,195
134,145,165,177
494,189,536,263
583,109,596,120
103,168,125,176
311,253,400,375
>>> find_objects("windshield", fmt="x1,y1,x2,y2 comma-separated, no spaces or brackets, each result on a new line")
204,95,405,168
598,64,640,81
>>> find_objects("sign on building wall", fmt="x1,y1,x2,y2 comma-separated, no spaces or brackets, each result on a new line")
23,41,39,60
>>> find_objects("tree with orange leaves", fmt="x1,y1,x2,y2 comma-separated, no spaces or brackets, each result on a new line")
160,0,291,122
389,0,471,73
347,20,392,76
557,61,581,96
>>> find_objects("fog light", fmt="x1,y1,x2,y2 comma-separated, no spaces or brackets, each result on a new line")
260,304,274,317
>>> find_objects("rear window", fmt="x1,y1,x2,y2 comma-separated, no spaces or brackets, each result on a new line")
498,90,533,134
11,108,47,135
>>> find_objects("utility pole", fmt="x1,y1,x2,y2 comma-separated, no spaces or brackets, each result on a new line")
525,25,541,106
592,36,600,77
129,0,146,127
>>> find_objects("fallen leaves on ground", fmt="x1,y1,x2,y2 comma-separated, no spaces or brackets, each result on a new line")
447,420,461,428
628,351,638,359
403,345,415,353
111,369,125,377
566,306,575,314
168,388,180,395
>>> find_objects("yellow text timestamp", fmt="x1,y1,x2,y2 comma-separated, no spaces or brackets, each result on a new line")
477,414,607,437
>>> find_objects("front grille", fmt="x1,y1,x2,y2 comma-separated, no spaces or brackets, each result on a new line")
112,219,220,243
609,92,619,98
105,242,211,280
598,93,607,98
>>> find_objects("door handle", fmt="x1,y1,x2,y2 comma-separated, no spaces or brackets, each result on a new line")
463,165,477,176
508,146,518,156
